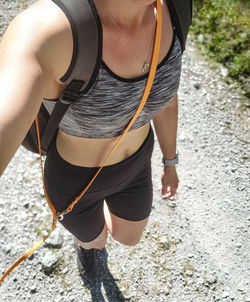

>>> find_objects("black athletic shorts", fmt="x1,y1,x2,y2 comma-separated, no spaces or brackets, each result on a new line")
44,127,154,242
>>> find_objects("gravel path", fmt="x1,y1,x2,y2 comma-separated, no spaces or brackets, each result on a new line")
0,1,249,301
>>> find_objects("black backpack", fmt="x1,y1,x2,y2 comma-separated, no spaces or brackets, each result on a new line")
22,0,193,155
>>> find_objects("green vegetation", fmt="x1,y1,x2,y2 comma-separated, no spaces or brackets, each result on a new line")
191,0,250,97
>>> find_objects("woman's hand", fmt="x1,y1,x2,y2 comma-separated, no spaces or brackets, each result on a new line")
161,166,179,199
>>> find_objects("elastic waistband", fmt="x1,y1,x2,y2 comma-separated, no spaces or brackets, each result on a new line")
50,126,154,175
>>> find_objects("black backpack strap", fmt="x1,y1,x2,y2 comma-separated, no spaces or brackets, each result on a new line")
168,0,193,52
52,0,102,91
40,0,102,152
40,81,84,152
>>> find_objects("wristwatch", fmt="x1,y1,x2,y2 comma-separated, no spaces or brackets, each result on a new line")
162,152,179,166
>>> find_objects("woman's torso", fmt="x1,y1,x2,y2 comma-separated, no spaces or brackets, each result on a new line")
43,0,178,167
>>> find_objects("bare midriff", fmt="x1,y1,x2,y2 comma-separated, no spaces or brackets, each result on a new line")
44,79,151,168
56,123,150,167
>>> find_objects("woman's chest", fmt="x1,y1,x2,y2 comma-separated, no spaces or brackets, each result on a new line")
73,33,182,116
45,0,174,100
101,1,173,80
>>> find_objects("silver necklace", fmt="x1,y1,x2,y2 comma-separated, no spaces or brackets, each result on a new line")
105,5,156,73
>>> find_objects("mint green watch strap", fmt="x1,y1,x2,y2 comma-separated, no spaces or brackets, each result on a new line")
162,152,179,166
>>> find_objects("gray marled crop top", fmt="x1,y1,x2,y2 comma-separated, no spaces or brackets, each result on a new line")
43,31,182,139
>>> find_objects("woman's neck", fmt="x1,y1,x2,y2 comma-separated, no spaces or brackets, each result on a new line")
93,0,156,29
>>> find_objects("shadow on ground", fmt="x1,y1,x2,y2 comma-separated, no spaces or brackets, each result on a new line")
80,248,128,302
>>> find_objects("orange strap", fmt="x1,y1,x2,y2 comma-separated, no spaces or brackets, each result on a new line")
0,0,162,284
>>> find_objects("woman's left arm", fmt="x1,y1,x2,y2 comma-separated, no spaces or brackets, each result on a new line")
153,93,179,199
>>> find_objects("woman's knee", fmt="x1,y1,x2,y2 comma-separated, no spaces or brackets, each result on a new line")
77,225,108,249
111,221,148,246
112,230,144,246
106,212,149,247
104,199,150,247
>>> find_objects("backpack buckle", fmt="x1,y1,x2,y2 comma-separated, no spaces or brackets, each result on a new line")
59,80,85,105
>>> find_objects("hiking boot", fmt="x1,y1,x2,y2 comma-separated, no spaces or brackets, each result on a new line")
76,244,96,282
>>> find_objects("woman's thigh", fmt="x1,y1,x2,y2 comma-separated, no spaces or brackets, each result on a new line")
104,164,153,245
104,202,149,246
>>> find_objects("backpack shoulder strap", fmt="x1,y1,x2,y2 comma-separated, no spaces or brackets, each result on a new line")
52,0,102,92
40,0,101,152
168,0,193,52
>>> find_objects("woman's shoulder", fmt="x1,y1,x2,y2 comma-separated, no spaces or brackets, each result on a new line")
8,0,71,39
2,0,73,81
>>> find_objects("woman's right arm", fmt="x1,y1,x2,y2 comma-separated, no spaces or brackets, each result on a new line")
0,1,72,176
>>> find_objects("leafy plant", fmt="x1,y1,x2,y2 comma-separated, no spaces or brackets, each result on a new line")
191,0,250,97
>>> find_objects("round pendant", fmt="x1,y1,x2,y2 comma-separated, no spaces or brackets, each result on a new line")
142,62,150,73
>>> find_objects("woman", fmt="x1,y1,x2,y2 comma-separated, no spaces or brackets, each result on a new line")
0,0,180,282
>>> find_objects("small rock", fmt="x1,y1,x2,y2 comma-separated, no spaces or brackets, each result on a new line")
28,253,35,261
159,237,170,250
167,281,172,289
59,288,64,294
113,274,121,281
23,202,29,209
235,242,242,248
194,82,201,90
222,291,230,298
30,285,37,294
162,287,170,295
123,294,132,300
62,267,68,274
179,133,186,142
237,287,246,292
168,201,177,208
207,275,217,284
220,67,228,77
44,229,63,248
186,270,193,277
40,189,45,197
41,250,61,275
3,244,11,254
187,279,193,285
198,34,204,43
